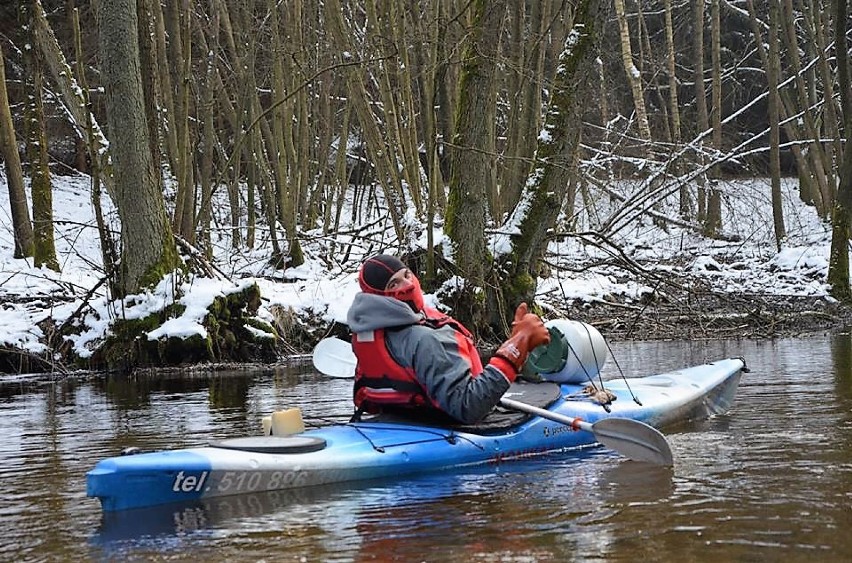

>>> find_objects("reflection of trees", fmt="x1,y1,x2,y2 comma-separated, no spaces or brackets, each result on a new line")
10,381,79,554
208,372,252,412
830,334,852,404
94,373,211,410
830,335,852,455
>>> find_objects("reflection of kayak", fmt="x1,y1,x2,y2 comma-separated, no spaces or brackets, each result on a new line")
87,358,744,512
92,450,610,545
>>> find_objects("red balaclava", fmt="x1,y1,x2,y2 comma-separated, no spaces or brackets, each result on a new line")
358,254,425,312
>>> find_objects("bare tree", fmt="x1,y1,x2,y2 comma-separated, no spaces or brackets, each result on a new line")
324,0,408,243
97,0,180,294
662,0,688,218
767,0,785,249
71,6,116,285
704,0,722,236
22,0,58,271
445,0,507,329
30,0,112,193
497,0,611,323
0,44,34,259
498,0,552,217
614,0,651,144
692,0,710,223
828,0,851,300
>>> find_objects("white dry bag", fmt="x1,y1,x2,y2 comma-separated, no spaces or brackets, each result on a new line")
524,319,608,383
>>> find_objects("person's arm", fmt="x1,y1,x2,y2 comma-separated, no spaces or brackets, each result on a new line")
387,325,512,424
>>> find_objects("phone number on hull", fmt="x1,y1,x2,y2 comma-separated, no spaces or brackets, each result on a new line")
172,469,311,495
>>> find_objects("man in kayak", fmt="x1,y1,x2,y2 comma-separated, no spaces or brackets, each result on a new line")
346,254,550,424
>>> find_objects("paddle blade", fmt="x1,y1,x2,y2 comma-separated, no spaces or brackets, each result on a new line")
312,338,356,378
591,418,674,466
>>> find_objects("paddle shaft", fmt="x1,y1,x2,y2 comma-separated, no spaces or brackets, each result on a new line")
499,397,594,433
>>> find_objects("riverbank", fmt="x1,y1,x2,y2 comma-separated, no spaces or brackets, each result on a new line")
555,288,851,341
2,174,848,374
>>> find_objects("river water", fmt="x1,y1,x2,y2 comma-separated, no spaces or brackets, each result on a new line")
1,336,851,562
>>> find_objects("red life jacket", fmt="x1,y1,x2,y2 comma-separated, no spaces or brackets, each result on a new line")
352,306,483,414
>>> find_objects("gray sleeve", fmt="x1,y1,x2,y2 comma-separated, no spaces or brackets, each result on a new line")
386,325,511,424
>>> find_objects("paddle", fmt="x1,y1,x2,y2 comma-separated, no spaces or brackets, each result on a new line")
312,336,357,378
311,337,674,466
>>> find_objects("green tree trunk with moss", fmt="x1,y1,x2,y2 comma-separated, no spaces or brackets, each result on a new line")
445,0,506,332
98,0,180,295
0,45,34,259
22,0,59,271
828,203,851,301
490,0,610,328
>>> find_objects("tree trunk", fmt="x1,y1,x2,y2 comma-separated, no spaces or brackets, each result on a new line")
780,0,833,210
693,0,709,222
72,6,117,286
324,0,406,243
744,0,821,213
23,0,59,271
767,0,785,249
97,0,180,294
499,0,550,216
150,0,180,193
266,0,304,268
445,0,507,330
828,0,851,300
497,0,610,327
613,0,652,143
30,0,112,195
168,0,196,243
137,0,164,196
0,44,34,259
663,0,689,219
703,0,722,237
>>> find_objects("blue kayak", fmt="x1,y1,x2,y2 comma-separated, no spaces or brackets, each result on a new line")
87,358,744,512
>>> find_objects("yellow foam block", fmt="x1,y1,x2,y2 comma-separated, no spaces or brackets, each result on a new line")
270,408,305,436
261,416,272,436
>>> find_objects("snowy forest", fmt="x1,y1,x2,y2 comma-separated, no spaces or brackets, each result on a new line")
1,0,851,373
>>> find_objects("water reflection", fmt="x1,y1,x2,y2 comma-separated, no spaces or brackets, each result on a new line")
4,339,852,561
88,444,679,562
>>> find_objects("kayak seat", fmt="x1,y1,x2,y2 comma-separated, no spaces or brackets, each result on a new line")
209,435,327,454
364,381,562,435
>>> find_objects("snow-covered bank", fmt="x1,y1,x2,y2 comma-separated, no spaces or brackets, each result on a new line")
0,173,846,372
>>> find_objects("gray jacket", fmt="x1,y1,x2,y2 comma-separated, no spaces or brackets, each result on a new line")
346,292,511,423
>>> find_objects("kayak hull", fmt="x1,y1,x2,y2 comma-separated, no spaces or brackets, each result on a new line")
87,358,745,512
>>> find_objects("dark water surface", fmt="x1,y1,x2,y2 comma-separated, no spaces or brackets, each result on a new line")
2,336,851,562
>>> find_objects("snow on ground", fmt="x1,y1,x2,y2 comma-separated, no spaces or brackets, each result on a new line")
0,172,836,358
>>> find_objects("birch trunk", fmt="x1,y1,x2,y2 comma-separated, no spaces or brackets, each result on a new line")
613,0,652,144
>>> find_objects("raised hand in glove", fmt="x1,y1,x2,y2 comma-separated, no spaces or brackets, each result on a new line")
488,303,551,380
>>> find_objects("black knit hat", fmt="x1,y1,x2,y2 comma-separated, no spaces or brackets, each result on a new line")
359,254,406,293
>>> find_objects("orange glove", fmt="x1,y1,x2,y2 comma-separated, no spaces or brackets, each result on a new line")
488,303,551,380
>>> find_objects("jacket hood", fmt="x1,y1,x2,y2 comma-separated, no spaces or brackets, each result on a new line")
346,292,422,332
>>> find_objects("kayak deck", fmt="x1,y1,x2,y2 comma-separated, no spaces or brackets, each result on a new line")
87,357,744,512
